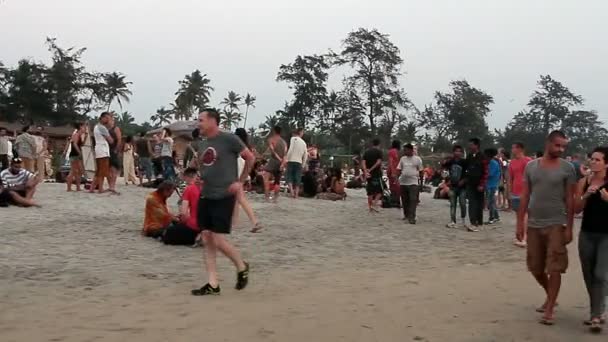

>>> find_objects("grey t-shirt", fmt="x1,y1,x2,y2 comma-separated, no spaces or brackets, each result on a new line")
397,155,423,186
524,158,576,228
198,131,246,199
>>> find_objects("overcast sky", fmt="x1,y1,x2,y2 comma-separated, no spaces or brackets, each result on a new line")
1,0,606,130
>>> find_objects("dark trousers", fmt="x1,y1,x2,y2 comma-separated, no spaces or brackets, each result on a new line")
579,231,608,318
0,154,8,171
466,185,484,226
400,184,420,223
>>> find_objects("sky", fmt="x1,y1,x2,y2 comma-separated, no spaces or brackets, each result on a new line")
1,0,606,130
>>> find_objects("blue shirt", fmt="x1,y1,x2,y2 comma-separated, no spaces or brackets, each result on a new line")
486,159,501,189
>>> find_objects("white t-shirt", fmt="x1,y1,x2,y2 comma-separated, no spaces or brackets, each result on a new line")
285,136,308,165
93,124,110,159
237,156,250,181
160,137,173,157
397,155,423,186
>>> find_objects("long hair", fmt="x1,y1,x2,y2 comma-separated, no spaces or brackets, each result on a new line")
235,128,251,149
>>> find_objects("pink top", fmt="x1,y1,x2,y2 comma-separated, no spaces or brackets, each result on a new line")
508,156,532,196
182,184,201,232
387,148,400,177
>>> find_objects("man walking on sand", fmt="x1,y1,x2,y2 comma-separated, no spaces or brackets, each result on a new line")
263,126,286,202
509,142,532,247
362,138,384,212
396,143,423,224
517,130,576,325
191,109,255,296
284,128,307,199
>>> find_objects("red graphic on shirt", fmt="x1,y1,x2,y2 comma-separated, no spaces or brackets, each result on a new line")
200,147,217,166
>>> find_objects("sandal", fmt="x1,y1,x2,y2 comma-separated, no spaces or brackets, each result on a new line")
590,320,603,333
250,223,263,233
584,316,606,326
539,316,555,326
536,303,558,313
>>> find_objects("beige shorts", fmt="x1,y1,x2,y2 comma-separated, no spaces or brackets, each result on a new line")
526,225,568,274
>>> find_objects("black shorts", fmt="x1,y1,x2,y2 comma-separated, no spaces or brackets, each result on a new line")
265,168,282,185
197,196,236,234
366,176,383,196
0,189,27,206
109,151,121,169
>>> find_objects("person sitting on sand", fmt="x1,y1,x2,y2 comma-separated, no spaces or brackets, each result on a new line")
162,169,201,245
434,177,450,200
0,157,41,207
143,181,177,238
317,168,347,201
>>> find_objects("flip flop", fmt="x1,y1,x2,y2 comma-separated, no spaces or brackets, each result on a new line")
584,317,606,325
536,303,558,313
590,321,603,333
250,223,263,233
539,317,555,326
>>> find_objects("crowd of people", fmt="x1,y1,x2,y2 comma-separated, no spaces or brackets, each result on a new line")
2,110,608,334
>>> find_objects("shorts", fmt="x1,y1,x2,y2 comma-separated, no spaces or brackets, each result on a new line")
526,225,568,274
162,223,198,245
109,151,121,169
138,157,153,179
366,176,383,196
95,157,110,178
0,189,27,205
498,185,505,193
69,155,82,162
285,162,303,186
511,195,520,211
197,196,236,234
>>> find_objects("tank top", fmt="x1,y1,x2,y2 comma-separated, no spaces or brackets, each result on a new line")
69,133,83,157
581,178,608,234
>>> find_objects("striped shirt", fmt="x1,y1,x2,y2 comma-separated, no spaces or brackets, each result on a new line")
0,168,34,188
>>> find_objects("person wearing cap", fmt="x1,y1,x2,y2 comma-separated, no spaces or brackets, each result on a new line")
0,157,41,207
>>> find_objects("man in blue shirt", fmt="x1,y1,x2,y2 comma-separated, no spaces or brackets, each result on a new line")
485,148,501,224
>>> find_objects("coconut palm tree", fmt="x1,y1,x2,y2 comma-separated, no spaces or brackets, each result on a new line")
174,70,213,117
116,111,135,128
242,93,256,128
221,110,243,131
104,72,132,111
150,106,172,127
220,91,242,113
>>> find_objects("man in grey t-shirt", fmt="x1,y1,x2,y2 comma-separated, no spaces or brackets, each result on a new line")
396,143,423,224
191,109,255,297
517,130,576,325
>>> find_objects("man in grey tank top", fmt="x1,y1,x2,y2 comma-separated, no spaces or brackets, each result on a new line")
517,130,577,325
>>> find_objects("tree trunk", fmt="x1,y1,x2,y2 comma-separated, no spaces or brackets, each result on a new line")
243,106,250,128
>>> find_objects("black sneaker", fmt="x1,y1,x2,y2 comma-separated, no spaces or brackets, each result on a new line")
235,262,249,290
191,283,220,296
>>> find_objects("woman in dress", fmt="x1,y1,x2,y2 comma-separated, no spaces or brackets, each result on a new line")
66,122,87,191
122,136,138,185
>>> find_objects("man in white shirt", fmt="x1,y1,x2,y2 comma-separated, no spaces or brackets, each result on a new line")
0,157,41,207
284,128,308,199
160,128,176,181
397,143,424,224
90,112,114,194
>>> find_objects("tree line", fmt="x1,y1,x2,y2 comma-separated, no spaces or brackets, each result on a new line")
1,30,606,154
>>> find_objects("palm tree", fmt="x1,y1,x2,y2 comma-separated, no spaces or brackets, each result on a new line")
104,72,132,111
220,91,242,112
221,110,243,131
169,94,190,121
150,106,172,127
175,70,214,117
242,93,256,128
116,111,135,129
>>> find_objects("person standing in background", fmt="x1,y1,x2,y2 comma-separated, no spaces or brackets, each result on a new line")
387,140,401,204
90,112,114,194
160,128,175,181
14,125,37,172
444,145,468,228
263,126,286,202
66,122,87,192
122,136,137,185
485,148,501,224
362,138,384,213
107,116,122,194
0,128,10,171
284,128,308,199
33,127,47,179
464,138,488,232
509,142,533,247
396,143,423,224
135,132,153,185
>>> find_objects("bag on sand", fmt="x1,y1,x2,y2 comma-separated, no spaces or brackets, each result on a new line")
380,178,401,208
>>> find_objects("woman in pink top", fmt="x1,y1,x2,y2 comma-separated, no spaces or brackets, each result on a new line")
388,140,401,198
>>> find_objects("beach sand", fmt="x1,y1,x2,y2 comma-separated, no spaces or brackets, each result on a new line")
0,183,602,341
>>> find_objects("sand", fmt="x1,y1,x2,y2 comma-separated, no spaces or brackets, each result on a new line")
0,183,603,341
